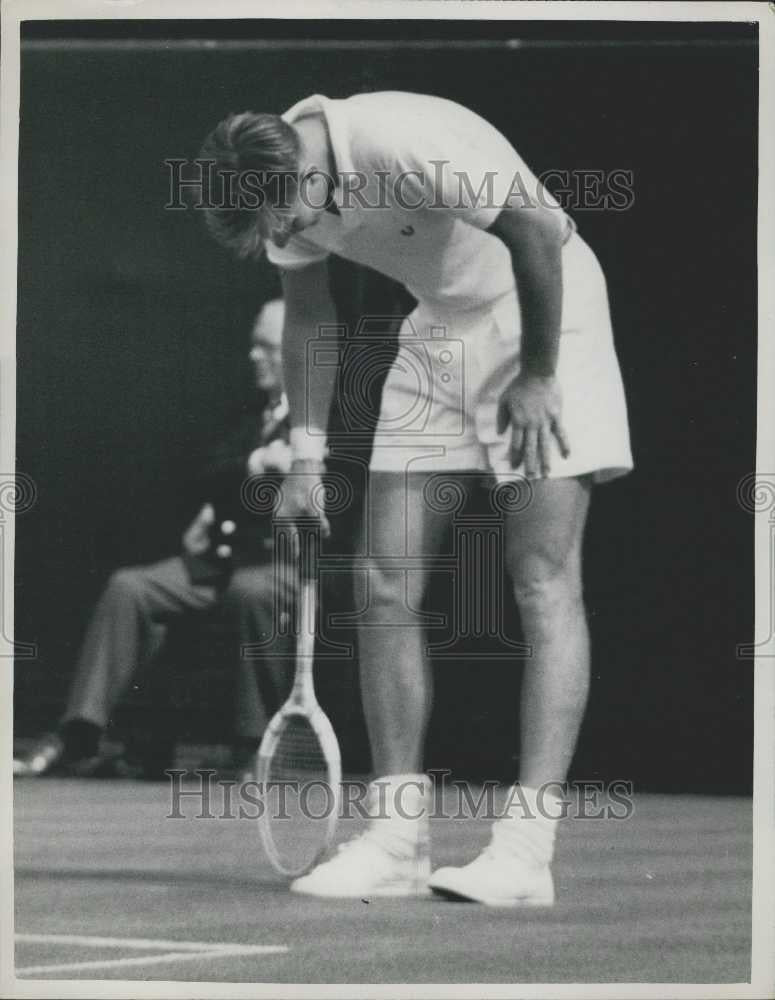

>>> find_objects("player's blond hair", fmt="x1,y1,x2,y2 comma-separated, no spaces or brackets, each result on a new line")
199,112,300,259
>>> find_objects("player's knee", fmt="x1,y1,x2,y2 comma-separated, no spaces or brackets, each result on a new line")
508,553,581,611
360,559,416,610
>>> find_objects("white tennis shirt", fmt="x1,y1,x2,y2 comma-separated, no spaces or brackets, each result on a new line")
265,92,572,312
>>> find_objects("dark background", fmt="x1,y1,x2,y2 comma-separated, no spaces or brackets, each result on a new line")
15,20,756,792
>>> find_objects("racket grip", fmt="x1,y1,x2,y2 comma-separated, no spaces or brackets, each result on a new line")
295,521,320,581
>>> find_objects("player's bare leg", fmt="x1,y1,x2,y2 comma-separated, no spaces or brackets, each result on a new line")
507,475,592,787
291,470,456,898
430,475,591,906
356,471,455,776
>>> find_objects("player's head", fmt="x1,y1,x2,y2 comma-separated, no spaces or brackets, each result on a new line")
199,112,332,259
250,299,285,392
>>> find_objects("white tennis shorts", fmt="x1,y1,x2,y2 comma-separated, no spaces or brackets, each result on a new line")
369,232,634,483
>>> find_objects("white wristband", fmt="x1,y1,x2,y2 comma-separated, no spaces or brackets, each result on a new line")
289,426,328,463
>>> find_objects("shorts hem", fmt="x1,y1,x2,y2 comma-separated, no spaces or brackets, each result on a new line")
492,461,634,485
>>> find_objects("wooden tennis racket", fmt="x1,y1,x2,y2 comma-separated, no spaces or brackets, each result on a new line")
256,528,341,876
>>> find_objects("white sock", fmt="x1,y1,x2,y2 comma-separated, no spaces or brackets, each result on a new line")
493,784,565,866
366,773,430,857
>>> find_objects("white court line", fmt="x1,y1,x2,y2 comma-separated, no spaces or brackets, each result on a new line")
15,933,289,977
16,933,286,952
17,949,288,977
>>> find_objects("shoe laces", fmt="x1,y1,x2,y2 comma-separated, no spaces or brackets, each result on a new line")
334,827,385,859
478,819,508,861
479,819,547,869
325,826,416,872
478,841,503,865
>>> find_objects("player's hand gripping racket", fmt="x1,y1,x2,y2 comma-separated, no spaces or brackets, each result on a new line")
257,525,341,876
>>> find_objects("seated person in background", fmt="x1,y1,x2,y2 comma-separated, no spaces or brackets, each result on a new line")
14,299,294,779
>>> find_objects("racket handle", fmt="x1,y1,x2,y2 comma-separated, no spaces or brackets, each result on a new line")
295,521,320,581
298,577,317,660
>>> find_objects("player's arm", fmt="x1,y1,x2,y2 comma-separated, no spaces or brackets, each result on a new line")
489,205,564,377
281,259,338,452
277,259,338,530
488,205,571,477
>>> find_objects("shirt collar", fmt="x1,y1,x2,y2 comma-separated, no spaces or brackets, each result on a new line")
281,94,359,231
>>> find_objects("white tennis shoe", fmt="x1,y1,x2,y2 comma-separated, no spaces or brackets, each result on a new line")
428,821,555,907
290,829,431,898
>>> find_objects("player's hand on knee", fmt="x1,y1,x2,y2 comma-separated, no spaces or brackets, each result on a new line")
496,373,570,478
276,459,331,540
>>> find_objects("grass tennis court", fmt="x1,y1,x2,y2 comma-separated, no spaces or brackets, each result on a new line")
14,779,751,984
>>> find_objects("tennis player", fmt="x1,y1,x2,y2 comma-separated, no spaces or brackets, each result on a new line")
200,91,633,905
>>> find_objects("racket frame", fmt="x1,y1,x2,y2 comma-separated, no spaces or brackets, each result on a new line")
256,573,342,877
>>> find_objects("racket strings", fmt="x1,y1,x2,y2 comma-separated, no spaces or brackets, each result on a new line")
268,716,328,780
260,715,336,875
